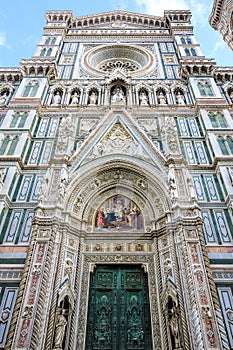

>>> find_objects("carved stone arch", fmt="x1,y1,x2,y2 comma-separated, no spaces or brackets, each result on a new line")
0,82,14,94
50,83,65,94
85,83,101,94
66,160,169,232
106,70,129,86
154,83,170,94
135,82,151,93
170,82,187,94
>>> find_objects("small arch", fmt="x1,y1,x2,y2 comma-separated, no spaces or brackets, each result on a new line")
29,67,35,76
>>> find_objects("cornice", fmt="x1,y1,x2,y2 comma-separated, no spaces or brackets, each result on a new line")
209,0,224,28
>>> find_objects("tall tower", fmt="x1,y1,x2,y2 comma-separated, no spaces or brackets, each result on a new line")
0,9,232,350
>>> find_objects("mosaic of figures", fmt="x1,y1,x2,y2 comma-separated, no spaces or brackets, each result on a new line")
95,195,143,231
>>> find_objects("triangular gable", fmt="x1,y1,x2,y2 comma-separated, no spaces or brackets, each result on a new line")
69,109,166,175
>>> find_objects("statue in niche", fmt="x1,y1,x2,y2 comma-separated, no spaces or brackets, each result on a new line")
111,86,125,103
158,91,167,105
70,91,80,105
58,167,68,200
89,91,98,105
139,91,149,105
167,297,182,349
53,312,67,350
176,91,186,105
0,92,7,105
229,90,233,103
168,166,178,201
52,91,62,105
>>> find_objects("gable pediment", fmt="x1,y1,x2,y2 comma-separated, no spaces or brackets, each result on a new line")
69,110,166,177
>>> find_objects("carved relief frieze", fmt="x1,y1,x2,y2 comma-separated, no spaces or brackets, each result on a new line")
16,242,48,348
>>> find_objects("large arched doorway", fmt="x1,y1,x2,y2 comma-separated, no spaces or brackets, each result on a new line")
85,264,153,350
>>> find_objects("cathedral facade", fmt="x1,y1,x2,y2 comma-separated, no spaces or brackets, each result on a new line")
0,9,233,350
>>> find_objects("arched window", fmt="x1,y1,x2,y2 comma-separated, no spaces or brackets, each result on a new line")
217,112,227,127
22,81,39,98
40,49,46,57
191,48,197,56
31,82,39,97
7,136,18,155
218,136,229,155
197,82,206,96
23,83,32,97
181,37,186,44
226,137,233,153
51,37,56,45
205,82,214,96
10,113,20,128
186,37,192,44
46,48,52,56
0,136,10,155
185,48,190,56
45,37,51,45
208,112,218,128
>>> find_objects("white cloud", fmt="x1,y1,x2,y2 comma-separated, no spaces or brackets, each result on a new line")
134,0,211,27
0,31,6,46
213,39,227,52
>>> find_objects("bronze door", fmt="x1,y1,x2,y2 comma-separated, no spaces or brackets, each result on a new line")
85,265,153,350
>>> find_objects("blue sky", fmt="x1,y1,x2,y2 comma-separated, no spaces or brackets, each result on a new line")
0,0,232,67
